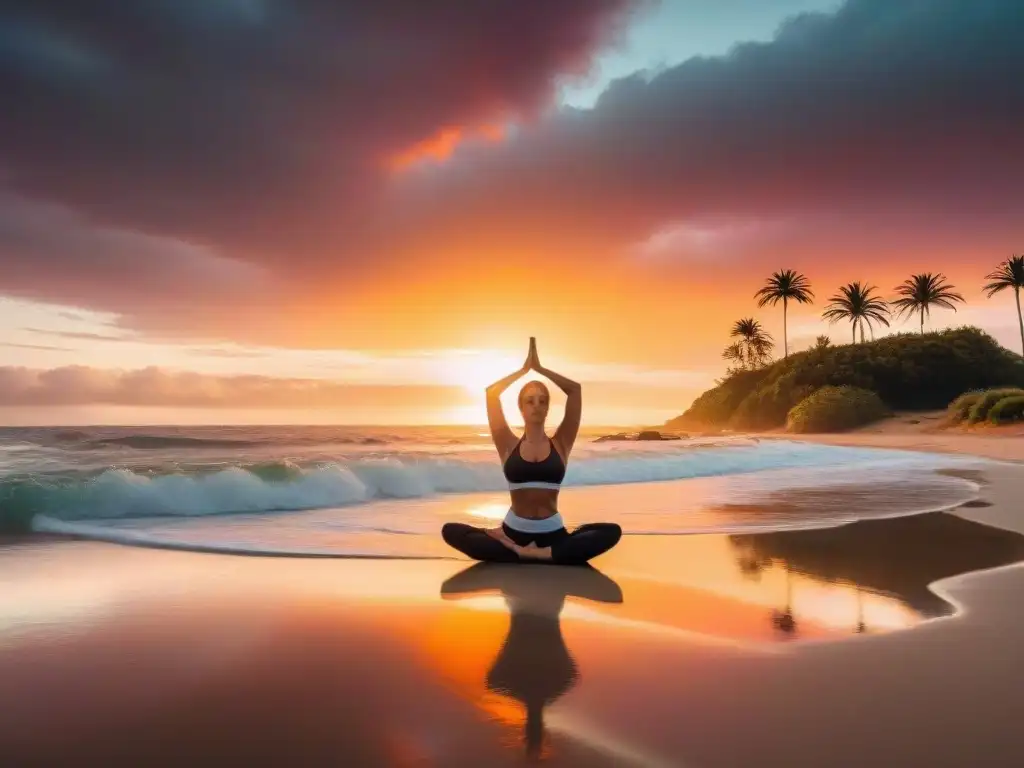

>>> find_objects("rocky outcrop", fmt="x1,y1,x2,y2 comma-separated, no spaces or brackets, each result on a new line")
593,430,683,442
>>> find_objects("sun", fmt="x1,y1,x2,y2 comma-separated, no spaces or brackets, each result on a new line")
448,350,523,394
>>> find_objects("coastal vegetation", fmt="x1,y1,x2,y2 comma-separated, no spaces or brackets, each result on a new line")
754,270,813,358
673,327,1024,432
983,255,1024,356
785,386,888,434
947,388,1024,426
669,256,1024,433
822,282,891,344
722,318,774,373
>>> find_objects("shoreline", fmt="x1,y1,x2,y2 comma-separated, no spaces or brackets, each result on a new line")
4,434,1024,764
22,457,987,559
761,430,1024,465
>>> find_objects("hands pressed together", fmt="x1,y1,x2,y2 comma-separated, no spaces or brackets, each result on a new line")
522,336,541,374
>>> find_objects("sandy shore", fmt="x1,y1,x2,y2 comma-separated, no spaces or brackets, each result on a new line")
760,410,1024,464
774,430,1024,465
2,443,1024,765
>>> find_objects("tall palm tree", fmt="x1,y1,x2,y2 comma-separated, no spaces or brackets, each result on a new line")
755,270,814,358
984,255,1024,356
729,318,774,369
822,282,891,344
891,273,965,334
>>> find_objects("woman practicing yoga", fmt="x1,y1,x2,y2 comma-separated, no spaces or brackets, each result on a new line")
441,338,622,565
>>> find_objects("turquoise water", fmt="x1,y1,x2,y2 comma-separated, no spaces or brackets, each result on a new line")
0,425,987,556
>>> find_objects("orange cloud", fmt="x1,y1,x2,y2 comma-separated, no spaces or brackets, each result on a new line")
387,124,506,172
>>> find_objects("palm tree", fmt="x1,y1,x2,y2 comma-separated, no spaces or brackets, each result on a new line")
891,273,965,334
722,341,745,370
822,282,891,344
755,270,814,358
729,318,774,370
984,255,1024,356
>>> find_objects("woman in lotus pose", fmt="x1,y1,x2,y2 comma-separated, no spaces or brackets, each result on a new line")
441,338,621,565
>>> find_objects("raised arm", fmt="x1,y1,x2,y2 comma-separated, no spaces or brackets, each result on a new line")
485,350,530,461
534,356,582,460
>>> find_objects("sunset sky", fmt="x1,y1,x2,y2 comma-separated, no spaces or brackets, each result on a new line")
1,0,1022,426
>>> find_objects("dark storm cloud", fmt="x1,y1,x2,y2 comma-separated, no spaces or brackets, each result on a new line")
0,0,1021,342
0,191,270,318
0,0,637,258
401,0,1024,258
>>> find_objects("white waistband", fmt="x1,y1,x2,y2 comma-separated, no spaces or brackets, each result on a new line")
507,481,562,490
503,508,565,533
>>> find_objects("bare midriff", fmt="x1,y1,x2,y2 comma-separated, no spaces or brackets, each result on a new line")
509,488,560,520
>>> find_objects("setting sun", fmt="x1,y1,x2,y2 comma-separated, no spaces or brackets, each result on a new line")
444,350,526,395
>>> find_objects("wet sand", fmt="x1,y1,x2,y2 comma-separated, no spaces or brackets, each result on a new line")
765,419,1024,465
3,462,1024,766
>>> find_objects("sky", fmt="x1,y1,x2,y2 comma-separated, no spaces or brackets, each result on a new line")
0,0,1022,426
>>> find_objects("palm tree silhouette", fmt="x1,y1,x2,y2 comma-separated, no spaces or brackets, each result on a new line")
726,318,774,370
822,282,890,344
891,273,965,334
755,270,814,358
984,255,1024,356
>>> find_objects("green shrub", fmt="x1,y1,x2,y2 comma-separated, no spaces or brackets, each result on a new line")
730,376,816,431
664,366,772,429
786,386,889,434
967,388,1024,424
988,395,1024,424
669,327,1024,430
948,390,985,423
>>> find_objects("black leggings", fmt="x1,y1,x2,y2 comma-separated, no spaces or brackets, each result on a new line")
441,521,622,566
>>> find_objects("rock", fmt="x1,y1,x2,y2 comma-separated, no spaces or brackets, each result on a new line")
593,430,683,442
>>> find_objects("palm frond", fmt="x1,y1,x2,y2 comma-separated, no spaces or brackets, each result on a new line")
984,255,1024,297
891,273,964,321
755,269,814,308
821,282,890,338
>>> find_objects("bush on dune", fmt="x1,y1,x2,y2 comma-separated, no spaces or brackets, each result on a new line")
947,390,986,424
786,386,889,434
666,327,1024,432
988,396,1024,424
967,388,1024,424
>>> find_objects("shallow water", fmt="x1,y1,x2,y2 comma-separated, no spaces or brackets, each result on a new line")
4,510,1024,766
0,425,991,556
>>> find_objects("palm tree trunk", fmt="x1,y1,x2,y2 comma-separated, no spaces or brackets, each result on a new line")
1016,287,1023,357
852,319,858,344
783,297,788,358
859,320,865,344
920,307,925,334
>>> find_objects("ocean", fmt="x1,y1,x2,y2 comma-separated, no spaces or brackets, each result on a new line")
0,425,986,558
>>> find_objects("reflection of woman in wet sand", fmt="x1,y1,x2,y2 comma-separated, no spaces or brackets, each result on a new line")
441,563,623,759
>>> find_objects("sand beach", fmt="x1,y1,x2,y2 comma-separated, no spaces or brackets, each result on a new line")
2,430,1024,767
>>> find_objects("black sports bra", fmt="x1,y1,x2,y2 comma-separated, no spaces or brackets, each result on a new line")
503,437,566,490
